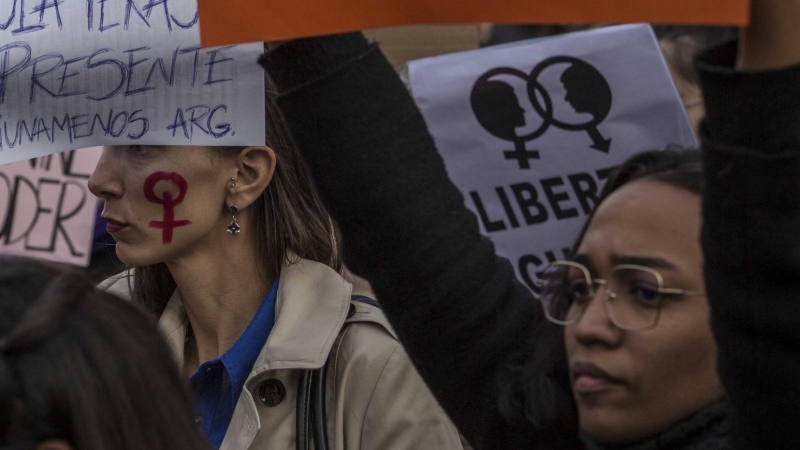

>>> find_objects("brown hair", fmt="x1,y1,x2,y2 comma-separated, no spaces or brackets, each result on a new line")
0,256,211,450
131,84,342,315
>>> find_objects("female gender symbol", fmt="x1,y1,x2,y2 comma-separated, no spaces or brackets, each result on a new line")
143,172,191,244
471,67,553,169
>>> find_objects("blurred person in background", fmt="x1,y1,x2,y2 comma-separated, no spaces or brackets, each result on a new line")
654,26,737,135
0,256,211,450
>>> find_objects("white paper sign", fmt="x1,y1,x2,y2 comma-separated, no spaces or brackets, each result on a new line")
0,0,265,166
409,25,697,295
0,146,101,267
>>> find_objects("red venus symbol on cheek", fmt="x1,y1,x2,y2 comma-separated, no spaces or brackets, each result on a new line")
143,172,192,244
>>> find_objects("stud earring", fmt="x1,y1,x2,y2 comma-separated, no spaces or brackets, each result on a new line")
230,177,236,188
227,205,241,236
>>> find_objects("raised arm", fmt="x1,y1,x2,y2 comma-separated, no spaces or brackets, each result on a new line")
698,1,800,448
259,34,542,448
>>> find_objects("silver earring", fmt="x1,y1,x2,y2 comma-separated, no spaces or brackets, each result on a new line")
230,177,236,188
227,205,241,236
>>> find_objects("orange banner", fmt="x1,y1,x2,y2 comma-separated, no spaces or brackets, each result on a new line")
197,0,751,47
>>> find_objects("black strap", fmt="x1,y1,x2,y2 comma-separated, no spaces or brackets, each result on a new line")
296,370,312,450
350,295,381,309
311,365,328,450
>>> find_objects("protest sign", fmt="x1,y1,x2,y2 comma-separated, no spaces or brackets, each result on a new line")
0,0,265,167
197,0,750,47
408,25,697,295
0,147,101,267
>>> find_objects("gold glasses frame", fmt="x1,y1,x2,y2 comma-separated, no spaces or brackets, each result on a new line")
536,260,705,331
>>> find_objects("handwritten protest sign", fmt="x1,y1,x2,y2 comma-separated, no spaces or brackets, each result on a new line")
197,0,750,47
408,25,697,295
0,0,265,167
0,147,101,267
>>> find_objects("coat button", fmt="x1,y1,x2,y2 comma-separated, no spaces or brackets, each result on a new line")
259,378,286,407
347,303,356,318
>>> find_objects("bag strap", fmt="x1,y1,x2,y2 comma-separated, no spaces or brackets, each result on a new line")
311,364,329,450
297,295,379,450
350,295,381,309
296,369,313,450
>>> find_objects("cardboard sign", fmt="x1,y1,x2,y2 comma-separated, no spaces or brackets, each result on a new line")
197,0,750,47
0,0,265,167
0,147,102,267
408,25,697,295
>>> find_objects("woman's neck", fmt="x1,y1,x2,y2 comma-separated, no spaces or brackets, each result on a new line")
167,229,272,371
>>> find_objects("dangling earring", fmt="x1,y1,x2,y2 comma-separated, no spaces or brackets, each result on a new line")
227,205,241,236
230,177,236,188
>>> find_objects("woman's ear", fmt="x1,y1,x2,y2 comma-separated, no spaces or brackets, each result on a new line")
228,146,277,210
36,440,73,450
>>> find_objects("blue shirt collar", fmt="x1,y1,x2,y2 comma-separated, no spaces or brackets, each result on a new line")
189,279,280,448
220,279,280,407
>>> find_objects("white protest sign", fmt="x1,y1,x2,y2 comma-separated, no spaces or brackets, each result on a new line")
409,24,697,295
0,0,265,166
0,147,101,267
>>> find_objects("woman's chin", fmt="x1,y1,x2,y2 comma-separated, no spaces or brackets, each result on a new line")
578,407,653,446
115,245,165,268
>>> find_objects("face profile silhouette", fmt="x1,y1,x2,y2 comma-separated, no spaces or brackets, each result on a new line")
560,60,612,122
471,79,526,141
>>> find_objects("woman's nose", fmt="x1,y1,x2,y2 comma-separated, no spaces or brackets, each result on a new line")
572,288,622,347
87,150,123,199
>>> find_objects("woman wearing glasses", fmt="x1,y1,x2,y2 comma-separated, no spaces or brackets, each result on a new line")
260,0,800,448
527,150,723,448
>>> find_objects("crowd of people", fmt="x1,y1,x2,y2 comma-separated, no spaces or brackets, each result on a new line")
2,0,800,449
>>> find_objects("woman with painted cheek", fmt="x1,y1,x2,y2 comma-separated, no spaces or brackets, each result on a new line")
87,95,467,450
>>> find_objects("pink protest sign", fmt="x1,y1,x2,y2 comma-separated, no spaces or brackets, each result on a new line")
0,147,102,267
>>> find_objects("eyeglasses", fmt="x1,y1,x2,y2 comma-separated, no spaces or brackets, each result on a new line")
536,261,705,331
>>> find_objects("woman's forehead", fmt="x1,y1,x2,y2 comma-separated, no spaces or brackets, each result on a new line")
577,180,702,270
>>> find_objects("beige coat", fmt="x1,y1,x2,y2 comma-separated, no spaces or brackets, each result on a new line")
101,259,466,450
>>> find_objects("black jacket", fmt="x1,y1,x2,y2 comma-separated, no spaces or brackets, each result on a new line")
261,34,800,449
698,41,800,449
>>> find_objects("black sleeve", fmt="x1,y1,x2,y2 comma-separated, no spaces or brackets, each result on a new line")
697,41,800,449
260,33,541,448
